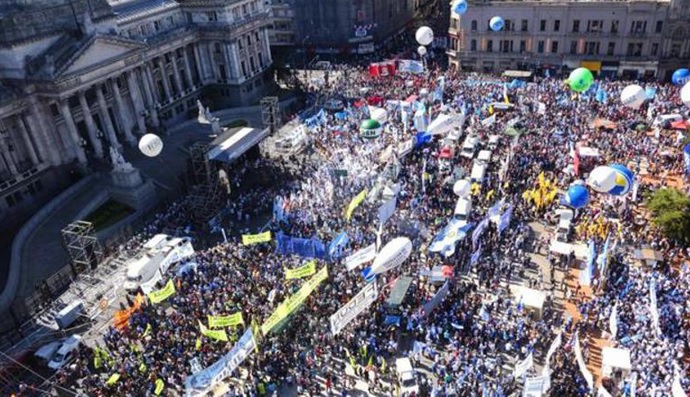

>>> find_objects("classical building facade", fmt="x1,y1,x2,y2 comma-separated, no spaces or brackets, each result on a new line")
0,0,273,226
447,0,688,79
659,0,690,79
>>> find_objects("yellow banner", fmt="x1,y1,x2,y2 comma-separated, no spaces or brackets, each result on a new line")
242,231,272,245
285,260,316,280
154,379,164,395
147,279,176,304
345,189,367,221
106,373,121,385
199,321,229,342
207,312,244,328
261,265,328,335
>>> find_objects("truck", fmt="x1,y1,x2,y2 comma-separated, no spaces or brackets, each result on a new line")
395,357,420,396
55,300,84,330
124,235,195,293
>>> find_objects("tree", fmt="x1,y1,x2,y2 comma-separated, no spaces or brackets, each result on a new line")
647,188,690,246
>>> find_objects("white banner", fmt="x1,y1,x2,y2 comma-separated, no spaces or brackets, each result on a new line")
574,333,594,390
597,386,613,397
537,102,546,115
609,305,618,339
514,352,534,378
543,332,562,374
649,279,661,335
420,281,450,318
330,282,378,335
523,375,547,396
377,196,397,224
345,244,377,271
672,372,686,397
481,114,496,127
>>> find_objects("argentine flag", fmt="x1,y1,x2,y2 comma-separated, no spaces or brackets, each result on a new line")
428,219,474,257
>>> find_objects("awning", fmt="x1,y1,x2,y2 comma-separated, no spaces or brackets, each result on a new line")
578,147,600,157
581,61,602,72
502,70,533,78
207,127,269,163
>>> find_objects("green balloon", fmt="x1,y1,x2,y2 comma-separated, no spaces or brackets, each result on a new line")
568,67,594,92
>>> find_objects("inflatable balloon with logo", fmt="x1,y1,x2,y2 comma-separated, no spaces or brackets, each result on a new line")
490,16,505,31
620,84,646,109
672,68,690,86
453,0,468,15
607,164,634,196
415,26,434,46
568,68,594,93
587,166,617,193
564,185,590,209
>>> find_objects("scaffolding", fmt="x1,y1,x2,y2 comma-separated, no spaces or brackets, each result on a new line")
61,221,104,275
187,141,226,222
260,96,280,134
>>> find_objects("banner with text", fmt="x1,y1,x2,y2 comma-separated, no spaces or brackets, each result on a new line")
242,231,272,245
344,244,377,271
207,312,244,329
148,279,176,305
330,282,378,335
285,260,316,280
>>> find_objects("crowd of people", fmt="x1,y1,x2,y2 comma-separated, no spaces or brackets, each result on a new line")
37,57,690,397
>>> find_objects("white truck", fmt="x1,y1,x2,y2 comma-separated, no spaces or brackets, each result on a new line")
395,358,420,396
124,235,195,293
55,300,84,330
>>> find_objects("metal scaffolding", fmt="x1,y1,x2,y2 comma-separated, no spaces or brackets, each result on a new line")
187,141,226,222
61,221,104,274
260,96,280,134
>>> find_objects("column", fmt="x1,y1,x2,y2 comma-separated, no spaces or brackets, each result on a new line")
77,91,104,158
222,44,234,79
0,120,18,174
228,42,241,79
28,98,63,165
192,43,205,83
262,29,273,64
157,57,173,102
142,66,160,127
170,51,184,94
58,99,88,162
16,115,39,165
110,77,136,145
126,69,147,134
204,43,217,80
181,46,194,89
95,84,119,149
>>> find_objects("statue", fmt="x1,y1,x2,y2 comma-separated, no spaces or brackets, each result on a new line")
109,146,133,172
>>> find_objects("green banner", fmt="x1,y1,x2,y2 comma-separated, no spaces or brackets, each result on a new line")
207,312,244,328
285,260,316,280
147,279,176,304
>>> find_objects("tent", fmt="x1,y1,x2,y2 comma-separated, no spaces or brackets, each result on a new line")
207,127,270,163
510,286,546,319
360,119,382,139
427,113,464,136
601,347,632,378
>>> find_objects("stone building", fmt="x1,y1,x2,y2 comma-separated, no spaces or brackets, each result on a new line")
0,0,273,227
447,0,683,79
658,0,690,79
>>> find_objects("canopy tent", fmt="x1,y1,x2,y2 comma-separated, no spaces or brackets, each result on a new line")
578,147,601,157
601,347,632,378
510,286,546,319
670,120,688,131
633,247,664,266
207,127,270,163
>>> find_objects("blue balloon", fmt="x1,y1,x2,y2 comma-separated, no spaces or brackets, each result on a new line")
453,0,468,15
672,68,690,86
565,185,590,209
607,164,634,196
490,16,504,32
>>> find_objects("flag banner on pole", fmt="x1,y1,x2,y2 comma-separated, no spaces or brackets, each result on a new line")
579,240,596,286
346,189,368,221
378,195,397,224
498,204,514,235
147,279,176,305
428,219,474,257
470,244,482,266
472,218,489,248
574,332,594,390
330,282,378,335
513,352,534,378
242,231,272,245
523,375,547,396
285,260,317,280
420,281,450,318
543,332,562,375
207,312,244,328
154,379,165,395
609,305,618,339
649,279,661,335
344,244,377,271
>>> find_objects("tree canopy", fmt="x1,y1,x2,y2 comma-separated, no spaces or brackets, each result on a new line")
647,188,690,246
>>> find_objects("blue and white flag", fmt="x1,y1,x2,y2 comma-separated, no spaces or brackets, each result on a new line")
597,233,611,272
471,243,482,266
328,231,350,259
497,204,513,235
579,239,596,286
273,196,284,222
472,217,489,248
428,219,474,257
433,77,445,102
413,108,429,131
683,143,690,174
595,86,608,103
398,59,425,74
488,200,503,220
645,87,657,100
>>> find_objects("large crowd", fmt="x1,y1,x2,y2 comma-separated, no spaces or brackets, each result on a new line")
33,57,690,397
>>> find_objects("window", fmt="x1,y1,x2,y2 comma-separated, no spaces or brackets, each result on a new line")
247,35,252,46
630,21,646,34
586,20,603,33
607,42,615,56
250,56,255,72
471,20,477,31
214,43,221,53
500,40,512,53
238,39,243,49
521,20,528,32
611,20,619,33
154,20,161,31
241,61,247,77
207,11,217,22
551,41,558,53
572,20,580,33
671,43,681,57
570,40,578,54
258,52,264,67
470,39,477,51
504,20,513,31
519,40,526,53
585,41,599,55
651,43,659,56
655,21,663,33
537,40,545,53
487,40,493,52
50,104,59,117
627,42,643,56
540,20,546,31
554,20,560,32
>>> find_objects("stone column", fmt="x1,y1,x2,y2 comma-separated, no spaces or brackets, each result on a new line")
28,98,63,165
58,99,88,162
95,84,119,149
192,43,205,83
126,69,147,134
170,51,184,94
110,77,136,146
77,91,104,158
142,66,160,127
222,43,234,79
144,65,160,103
157,57,173,102
228,42,241,79
205,43,217,80
0,120,18,174
16,115,39,165
181,46,194,89
262,29,273,64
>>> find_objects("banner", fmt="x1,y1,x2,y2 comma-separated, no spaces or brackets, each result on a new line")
199,321,228,342
672,371,686,397
208,312,244,328
398,59,424,74
261,265,328,335
498,204,514,234
346,189,368,221
481,114,496,127
242,231,272,245
275,233,327,259
420,281,449,318
523,375,547,396
649,279,661,335
514,352,534,378
574,332,594,390
609,305,618,339
377,196,397,225
154,379,165,395
330,282,378,335
328,231,349,259
285,260,316,280
345,244,377,271
472,218,489,248
579,240,596,286
148,279,176,305
543,332,562,375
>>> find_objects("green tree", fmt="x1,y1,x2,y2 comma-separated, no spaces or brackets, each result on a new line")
647,188,690,246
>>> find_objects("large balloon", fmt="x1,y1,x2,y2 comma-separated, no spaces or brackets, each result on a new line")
565,185,590,209
620,84,646,109
568,68,594,93
587,166,617,193
453,179,471,197
490,16,505,31
607,164,634,196
453,0,468,14
138,133,163,157
415,26,434,46
417,46,427,56
672,68,690,86
681,82,690,109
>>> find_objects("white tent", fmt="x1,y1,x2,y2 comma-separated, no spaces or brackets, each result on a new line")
427,113,464,136
510,286,546,319
369,106,388,124
601,347,632,378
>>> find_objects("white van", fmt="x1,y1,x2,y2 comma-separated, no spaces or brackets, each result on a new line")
34,341,62,367
454,198,472,222
470,162,488,183
488,135,500,150
124,254,161,292
477,150,492,164
460,136,479,159
652,114,682,128
395,358,420,396
48,335,82,370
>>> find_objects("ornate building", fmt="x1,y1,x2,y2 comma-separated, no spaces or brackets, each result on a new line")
0,0,273,225
659,0,690,79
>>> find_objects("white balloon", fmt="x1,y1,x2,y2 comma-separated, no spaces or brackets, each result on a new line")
138,133,163,157
587,166,617,193
453,179,471,197
417,46,427,56
620,84,646,109
415,26,434,46
681,82,690,109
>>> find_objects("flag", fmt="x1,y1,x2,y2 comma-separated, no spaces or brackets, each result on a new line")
503,83,510,104
470,244,482,265
154,379,165,395
284,261,317,280
142,323,152,338
428,219,474,257
645,87,657,100
147,279,176,305
346,189,367,221
488,200,503,219
472,218,489,247
579,240,596,286
106,373,121,386
498,205,513,234
199,321,229,342
683,143,690,174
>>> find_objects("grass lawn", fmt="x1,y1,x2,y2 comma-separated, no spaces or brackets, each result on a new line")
85,200,135,231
